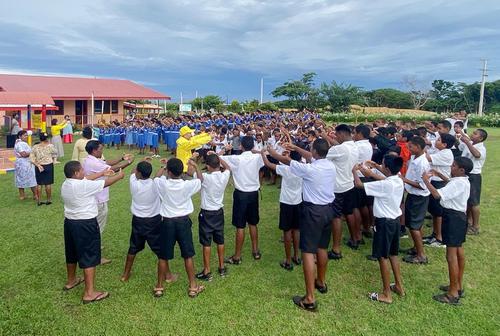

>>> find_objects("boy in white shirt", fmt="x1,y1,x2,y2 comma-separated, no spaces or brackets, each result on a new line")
401,136,430,264
121,160,177,283
423,157,473,305
188,153,231,280
61,161,124,304
263,147,303,271
153,158,204,298
353,155,405,304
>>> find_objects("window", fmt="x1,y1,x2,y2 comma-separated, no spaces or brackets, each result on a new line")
49,100,64,115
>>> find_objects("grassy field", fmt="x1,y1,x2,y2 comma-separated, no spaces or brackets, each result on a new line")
1,129,499,336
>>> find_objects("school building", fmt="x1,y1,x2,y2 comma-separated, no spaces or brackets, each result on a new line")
0,74,170,130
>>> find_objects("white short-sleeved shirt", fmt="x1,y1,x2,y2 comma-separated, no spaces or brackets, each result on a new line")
326,140,359,193
364,175,404,219
404,154,430,196
429,148,454,182
154,177,201,218
61,178,105,220
130,174,161,218
289,159,336,205
446,118,457,136
459,142,486,174
276,164,303,205
196,170,231,211
82,155,111,203
437,176,470,212
222,151,264,192
355,139,373,177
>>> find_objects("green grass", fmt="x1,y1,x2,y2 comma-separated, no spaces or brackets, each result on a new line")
1,129,499,336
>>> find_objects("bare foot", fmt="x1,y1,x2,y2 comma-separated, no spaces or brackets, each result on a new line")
390,283,405,297
100,258,112,265
165,273,179,284
120,274,130,282
82,291,110,304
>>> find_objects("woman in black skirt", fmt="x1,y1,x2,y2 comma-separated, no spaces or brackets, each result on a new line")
30,133,57,206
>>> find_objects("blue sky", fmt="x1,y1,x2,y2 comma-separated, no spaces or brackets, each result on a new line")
1,0,499,102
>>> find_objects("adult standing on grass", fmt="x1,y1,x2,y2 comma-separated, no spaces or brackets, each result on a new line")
62,115,74,143
7,114,22,148
71,126,94,163
82,140,134,265
14,130,37,201
50,118,68,163
176,125,212,174
30,132,57,206
61,160,124,304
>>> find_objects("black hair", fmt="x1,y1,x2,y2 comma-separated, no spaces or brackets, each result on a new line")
17,130,27,138
241,136,254,151
430,121,438,127
383,155,403,175
312,138,329,158
82,126,93,140
51,119,58,126
440,133,456,149
335,124,351,135
416,126,427,137
167,158,183,177
401,130,413,141
377,127,387,136
39,132,49,142
85,140,102,155
355,124,370,139
454,157,473,175
290,151,302,162
454,121,464,128
136,161,152,179
307,130,316,137
205,154,220,169
64,161,82,178
439,120,452,130
409,136,426,150
386,126,397,136
477,128,488,142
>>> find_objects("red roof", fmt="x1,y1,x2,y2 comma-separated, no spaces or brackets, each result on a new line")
0,74,170,100
0,91,55,105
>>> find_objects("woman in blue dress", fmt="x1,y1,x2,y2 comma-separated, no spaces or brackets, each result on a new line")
125,125,134,150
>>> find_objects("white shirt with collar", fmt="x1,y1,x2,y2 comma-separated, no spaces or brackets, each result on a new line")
355,139,373,177
154,177,201,218
196,170,231,211
364,175,404,219
222,151,264,192
289,158,336,205
61,178,105,220
276,164,303,205
404,153,430,196
130,174,161,218
459,142,486,174
326,140,358,193
437,176,470,212
429,148,454,182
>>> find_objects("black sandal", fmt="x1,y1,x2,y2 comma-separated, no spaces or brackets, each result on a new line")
438,285,465,298
292,256,302,265
252,251,262,260
315,280,328,294
292,295,317,312
224,256,242,265
279,261,293,271
432,293,460,305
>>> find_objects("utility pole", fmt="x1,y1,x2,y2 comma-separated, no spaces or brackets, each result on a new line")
260,77,264,104
478,59,488,116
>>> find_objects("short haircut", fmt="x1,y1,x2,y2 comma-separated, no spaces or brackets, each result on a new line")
290,151,302,162
383,155,403,175
241,136,254,151
477,128,488,141
64,161,81,178
136,161,152,179
386,127,397,136
355,124,370,139
205,154,220,169
454,157,473,175
409,136,426,150
416,126,427,137
454,121,464,128
17,130,27,138
51,119,58,126
39,132,49,142
430,121,438,127
167,158,184,177
401,130,414,141
307,130,316,137
82,126,93,139
439,120,452,130
85,140,101,155
440,133,456,149
313,138,329,158
335,124,351,135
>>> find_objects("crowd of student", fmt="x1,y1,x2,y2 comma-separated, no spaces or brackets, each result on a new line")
56,110,487,310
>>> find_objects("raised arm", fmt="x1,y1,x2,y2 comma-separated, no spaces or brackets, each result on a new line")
422,172,441,200
459,131,481,158
103,168,125,188
286,143,313,162
261,151,277,170
268,145,291,166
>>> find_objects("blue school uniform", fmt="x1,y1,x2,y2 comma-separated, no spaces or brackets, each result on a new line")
125,126,134,145
137,129,146,148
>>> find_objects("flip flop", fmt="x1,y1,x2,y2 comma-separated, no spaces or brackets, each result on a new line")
82,291,110,304
188,285,205,298
153,287,164,298
368,292,391,304
63,277,84,291
390,283,405,297
314,280,328,294
252,251,262,260
292,295,317,312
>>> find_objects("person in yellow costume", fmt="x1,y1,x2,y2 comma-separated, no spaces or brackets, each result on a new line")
176,126,212,172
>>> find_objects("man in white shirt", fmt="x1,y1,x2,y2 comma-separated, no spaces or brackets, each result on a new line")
61,160,124,304
153,158,205,298
269,139,336,312
221,136,265,264
325,124,360,258
457,128,487,235
353,155,405,304
188,153,231,280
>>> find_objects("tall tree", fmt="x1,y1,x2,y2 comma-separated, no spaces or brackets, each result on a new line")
320,81,363,113
271,72,319,110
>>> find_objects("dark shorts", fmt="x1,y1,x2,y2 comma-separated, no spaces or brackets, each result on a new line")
159,216,195,260
332,188,356,218
128,215,161,256
299,202,334,254
468,174,481,206
279,203,300,231
404,194,429,231
232,189,259,228
64,218,101,269
355,177,374,208
428,180,447,217
35,163,54,185
442,208,467,247
372,217,400,258
199,208,225,246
